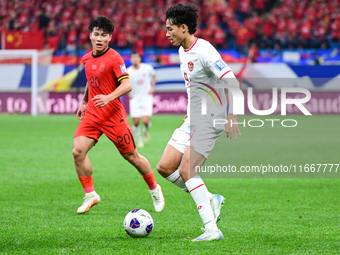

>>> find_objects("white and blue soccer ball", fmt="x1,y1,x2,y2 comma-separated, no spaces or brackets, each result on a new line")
124,209,153,238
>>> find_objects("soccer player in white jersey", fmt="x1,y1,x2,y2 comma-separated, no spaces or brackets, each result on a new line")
157,4,241,242
127,52,156,148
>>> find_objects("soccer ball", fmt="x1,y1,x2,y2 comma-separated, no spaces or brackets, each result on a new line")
123,209,154,238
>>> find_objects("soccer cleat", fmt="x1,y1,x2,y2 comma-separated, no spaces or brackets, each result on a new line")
191,228,224,242
210,194,225,223
77,191,101,214
149,184,165,212
137,141,144,148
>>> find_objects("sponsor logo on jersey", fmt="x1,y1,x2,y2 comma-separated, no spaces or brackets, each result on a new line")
214,59,227,71
188,61,194,72
120,64,127,73
100,63,105,72
92,65,97,70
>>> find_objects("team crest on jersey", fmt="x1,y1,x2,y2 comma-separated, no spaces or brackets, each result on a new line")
120,64,127,73
100,63,105,72
214,59,227,71
188,61,194,72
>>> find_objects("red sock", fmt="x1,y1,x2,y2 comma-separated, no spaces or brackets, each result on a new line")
78,176,95,193
142,172,157,190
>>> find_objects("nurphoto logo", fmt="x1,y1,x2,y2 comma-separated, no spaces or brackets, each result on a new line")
200,86,312,128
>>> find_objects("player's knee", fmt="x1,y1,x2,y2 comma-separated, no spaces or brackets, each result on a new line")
156,163,171,177
156,163,164,174
72,147,84,161
122,152,139,165
132,120,140,127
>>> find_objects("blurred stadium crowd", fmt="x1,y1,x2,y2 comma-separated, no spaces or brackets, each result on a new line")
1,0,340,57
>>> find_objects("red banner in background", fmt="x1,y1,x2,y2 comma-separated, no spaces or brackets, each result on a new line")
2,30,44,49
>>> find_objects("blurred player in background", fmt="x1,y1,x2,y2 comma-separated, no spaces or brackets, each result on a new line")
73,16,164,214
157,4,241,242
127,52,156,148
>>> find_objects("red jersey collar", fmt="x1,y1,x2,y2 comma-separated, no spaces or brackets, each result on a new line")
184,38,198,52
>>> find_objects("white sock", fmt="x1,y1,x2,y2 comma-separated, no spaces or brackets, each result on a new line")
132,125,142,143
143,123,149,132
165,169,188,192
143,122,151,135
185,176,217,231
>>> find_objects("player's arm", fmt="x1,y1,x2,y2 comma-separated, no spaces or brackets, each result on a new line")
201,46,241,140
220,72,241,140
220,71,240,114
92,78,132,107
200,43,241,112
127,67,134,99
149,73,156,94
127,77,134,99
77,82,88,120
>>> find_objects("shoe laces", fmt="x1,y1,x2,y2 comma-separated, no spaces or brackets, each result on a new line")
200,227,217,234
150,188,161,201
82,196,90,203
82,193,95,203
151,192,160,201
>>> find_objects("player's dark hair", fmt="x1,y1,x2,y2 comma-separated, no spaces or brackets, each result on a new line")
166,4,199,34
131,51,141,57
89,16,114,34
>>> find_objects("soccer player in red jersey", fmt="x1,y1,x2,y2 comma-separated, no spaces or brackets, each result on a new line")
73,16,165,214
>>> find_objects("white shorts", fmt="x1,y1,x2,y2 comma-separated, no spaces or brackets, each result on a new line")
168,119,224,159
129,95,153,118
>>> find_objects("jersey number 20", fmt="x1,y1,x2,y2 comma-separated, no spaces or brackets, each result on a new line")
90,76,100,88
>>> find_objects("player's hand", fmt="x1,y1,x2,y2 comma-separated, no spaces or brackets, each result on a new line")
183,114,187,121
77,102,87,120
148,87,154,94
92,94,111,107
225,114,241,140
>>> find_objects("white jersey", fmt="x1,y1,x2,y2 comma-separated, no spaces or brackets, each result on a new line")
179,38,232,125
127,63,155,100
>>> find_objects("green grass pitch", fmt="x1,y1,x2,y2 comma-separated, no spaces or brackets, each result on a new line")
0,114,339,254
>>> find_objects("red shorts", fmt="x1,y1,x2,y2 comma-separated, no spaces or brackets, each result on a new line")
74,118,136,153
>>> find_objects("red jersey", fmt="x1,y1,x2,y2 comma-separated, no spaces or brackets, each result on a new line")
82,48,130,126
